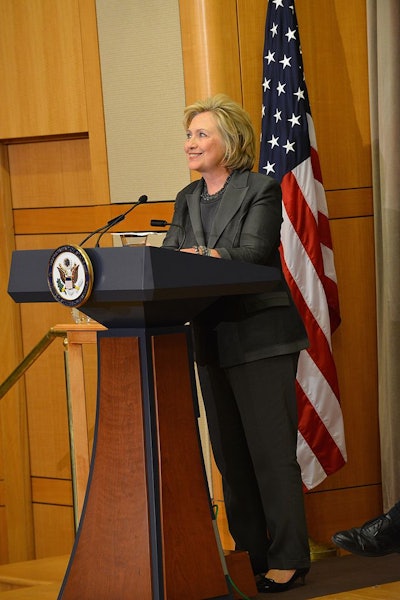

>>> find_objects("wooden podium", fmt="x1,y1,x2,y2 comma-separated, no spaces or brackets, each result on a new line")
8,247,280,600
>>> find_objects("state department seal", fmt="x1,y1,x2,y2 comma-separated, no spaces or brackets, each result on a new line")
47,244,94,307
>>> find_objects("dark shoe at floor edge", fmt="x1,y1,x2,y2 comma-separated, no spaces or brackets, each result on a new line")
256,568,309,594
332,514,400,558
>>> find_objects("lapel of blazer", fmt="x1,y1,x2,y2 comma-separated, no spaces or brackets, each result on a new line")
186,180,205,245
207,170,249,248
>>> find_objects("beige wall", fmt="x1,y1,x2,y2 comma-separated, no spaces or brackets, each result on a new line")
96,0,190,203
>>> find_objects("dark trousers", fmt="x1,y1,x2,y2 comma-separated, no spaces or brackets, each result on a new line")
197,353,310,573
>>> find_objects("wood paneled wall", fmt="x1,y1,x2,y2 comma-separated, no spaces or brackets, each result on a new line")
0,145,35,564
0,0,110,564
0,0,378,563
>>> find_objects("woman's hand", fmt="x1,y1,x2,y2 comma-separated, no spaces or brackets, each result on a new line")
180,247,221,258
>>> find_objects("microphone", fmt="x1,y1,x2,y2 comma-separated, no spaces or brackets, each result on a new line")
79,195,148,247
150,219,186,250
95,195,148,247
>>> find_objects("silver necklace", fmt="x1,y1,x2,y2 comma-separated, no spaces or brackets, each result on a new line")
201,173,232,202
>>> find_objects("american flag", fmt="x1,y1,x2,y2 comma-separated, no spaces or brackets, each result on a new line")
259,0,347,489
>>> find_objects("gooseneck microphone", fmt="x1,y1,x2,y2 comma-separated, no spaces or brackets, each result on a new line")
79,195,148,247
95,195,148,247
150,219,186,250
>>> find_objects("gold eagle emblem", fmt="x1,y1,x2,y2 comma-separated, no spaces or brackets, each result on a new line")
57,258,79,290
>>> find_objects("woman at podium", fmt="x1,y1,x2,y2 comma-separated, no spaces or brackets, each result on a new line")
162,94,310,594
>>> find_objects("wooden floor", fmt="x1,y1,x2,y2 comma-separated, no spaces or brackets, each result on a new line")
311,582,400,599
0,555,399,599
0,556,67,598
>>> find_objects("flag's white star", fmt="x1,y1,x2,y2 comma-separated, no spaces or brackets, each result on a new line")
285,27,296,42
272,0,284,8
261,105,265,118
294,86,305,101
279,54,292,69
270,23,278,37
283,139,295,153
263,161,276,175
267,135,279,149
265,50,275,64
262,77,271,92
288,113,301,127
274,108,282,122
277,81,286,95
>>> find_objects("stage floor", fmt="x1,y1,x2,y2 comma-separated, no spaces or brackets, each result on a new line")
0,553,399,599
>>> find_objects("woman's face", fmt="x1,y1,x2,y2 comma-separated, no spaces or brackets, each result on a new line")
184,111,226,175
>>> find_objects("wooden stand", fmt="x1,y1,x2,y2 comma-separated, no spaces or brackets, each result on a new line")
58,328,231,600
52,323,106,526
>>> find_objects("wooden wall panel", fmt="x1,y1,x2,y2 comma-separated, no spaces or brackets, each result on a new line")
296,0,372,191
327,188,373,220
318,216,379,491
0,144,35,563
8,140,95,209
0,507,7,564
179,0,243,104
305,484,383,546
236,0,266,162
0,0,109,560
13,202,174,237
0,386,36,563
31,478,73,507
33,505,74,559
22,336,70,479
304,215,380,543
0,0,87,139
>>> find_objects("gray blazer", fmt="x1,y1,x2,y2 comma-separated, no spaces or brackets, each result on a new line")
163,170,308,367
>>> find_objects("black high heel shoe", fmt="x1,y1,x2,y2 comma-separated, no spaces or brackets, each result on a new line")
256,568,309,593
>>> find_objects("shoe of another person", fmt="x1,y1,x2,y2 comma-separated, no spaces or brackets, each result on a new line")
332,513,400,557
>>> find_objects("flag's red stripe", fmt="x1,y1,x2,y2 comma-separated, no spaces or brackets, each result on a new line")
281,172,341,332
281,171,339,325
281,255,340,399
281,246,345,477
290,276,338,388
281,174,327,281
317,211,334,250
320,276,341,333
296,381,346,475
310,146,323,184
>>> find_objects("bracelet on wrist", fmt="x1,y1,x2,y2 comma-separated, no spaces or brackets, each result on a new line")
193,245,211,256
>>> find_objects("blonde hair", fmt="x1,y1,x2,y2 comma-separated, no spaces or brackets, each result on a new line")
183,94,256,171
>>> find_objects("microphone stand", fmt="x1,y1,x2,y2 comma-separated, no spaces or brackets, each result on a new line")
79,222,115,247
78,195,148,247
150,219,186,251
95,195,148,247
